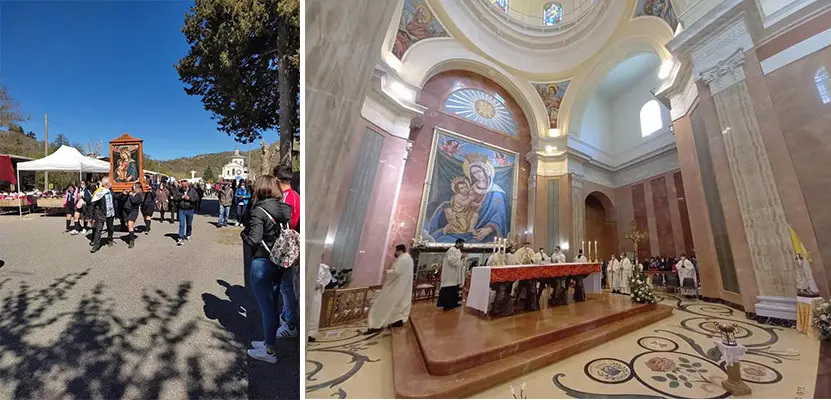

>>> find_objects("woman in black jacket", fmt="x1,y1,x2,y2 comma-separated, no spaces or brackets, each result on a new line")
240,175,291,364
122,182,144,249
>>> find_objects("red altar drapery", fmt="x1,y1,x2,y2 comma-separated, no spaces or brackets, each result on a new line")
488,263,601,283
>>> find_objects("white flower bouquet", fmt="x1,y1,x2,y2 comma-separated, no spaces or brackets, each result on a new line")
814,299,831,340
629,271,658,304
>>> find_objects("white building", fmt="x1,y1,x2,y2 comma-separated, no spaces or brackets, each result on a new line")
221,147,249,181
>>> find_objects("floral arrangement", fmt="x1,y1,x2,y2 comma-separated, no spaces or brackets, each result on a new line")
814,299,831,340
629,270,658,304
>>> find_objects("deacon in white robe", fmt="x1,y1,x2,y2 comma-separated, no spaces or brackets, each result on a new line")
608,255,620,293
675,254,698,298
550,247,566,264
534,248,551,265
515,243,536,265
438,239,466,311
506,247,518,266
366,245,414,333
619,253,633,295
309,263,333,341
574,249,588,263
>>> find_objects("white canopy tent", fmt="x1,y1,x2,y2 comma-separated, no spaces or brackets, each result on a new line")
15,145,110,216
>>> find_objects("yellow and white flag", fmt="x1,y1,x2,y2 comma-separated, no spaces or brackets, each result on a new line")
788,226,819,293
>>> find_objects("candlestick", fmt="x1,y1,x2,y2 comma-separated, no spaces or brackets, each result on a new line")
594,241,598,262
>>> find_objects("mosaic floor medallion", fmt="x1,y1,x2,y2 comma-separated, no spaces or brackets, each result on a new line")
632,351,729,398
584,358,633,384
739,360,781,384
638,336,679,352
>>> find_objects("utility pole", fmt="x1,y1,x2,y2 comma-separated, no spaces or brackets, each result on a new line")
44,113,49,191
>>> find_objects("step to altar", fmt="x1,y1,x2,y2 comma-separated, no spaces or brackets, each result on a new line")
392,294,673,398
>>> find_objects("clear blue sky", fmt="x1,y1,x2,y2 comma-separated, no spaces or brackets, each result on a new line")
0,1,273,160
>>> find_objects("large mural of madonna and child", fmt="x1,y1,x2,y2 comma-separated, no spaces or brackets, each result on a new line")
418,129,517,245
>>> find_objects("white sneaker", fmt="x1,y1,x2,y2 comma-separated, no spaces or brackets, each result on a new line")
70,230,79,236
247,347,277,363
177,239,184,246
251,340,266,349
186,235,191,241
276,324,298,339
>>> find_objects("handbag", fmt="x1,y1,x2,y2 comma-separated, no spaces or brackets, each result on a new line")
257,206,300,268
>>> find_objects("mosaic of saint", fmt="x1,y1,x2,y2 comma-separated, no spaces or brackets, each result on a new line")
635,0,679,31
392,0,448,60
420,130,516,244
443,88,518,137
532,80,570,129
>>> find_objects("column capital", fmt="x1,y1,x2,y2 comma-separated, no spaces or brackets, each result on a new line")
700,49,746,96
571,173,584,189
687,10,753,96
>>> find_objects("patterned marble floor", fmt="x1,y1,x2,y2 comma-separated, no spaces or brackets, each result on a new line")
305,297,820,399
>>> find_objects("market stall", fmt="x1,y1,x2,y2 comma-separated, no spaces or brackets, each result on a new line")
15,145,110,216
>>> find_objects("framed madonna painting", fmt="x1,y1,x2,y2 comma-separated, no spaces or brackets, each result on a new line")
109,133,148,192
416,127,518,249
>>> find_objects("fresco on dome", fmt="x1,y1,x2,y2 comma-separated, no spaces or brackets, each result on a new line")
635,0,679,31
392,0,448,60
532,80,570,129
418,129,517,245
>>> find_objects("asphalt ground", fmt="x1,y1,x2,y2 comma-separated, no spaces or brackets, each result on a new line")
0,198,300,399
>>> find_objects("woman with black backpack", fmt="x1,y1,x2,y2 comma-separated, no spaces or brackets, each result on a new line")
240,175,291,363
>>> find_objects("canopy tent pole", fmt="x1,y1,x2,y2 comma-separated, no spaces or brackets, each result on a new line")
17,168,21,217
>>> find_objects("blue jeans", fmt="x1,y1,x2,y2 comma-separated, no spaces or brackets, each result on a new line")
236,204,247,223
280,267,298,326
218,205,230,225
250,257,283,347
178,209,194,238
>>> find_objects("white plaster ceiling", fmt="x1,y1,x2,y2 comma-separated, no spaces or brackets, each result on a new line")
594,52,660,101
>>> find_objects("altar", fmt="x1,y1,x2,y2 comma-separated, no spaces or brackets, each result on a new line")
466,262,602,316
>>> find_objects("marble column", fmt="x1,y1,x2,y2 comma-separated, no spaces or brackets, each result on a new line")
571,173,585,258
691,14,798,320
305,0,399,323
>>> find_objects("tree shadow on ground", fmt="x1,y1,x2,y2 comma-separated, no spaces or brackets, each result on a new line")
0,270,299,399
202,279,300,399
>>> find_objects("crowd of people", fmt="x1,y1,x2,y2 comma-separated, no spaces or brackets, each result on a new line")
60,177,202,252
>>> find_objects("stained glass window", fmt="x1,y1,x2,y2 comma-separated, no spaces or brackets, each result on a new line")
491,0,509,13
815,67,830,105
443,88,518,137
543,2,563,25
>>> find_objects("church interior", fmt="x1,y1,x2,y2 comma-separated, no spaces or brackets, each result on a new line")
305,0,831,397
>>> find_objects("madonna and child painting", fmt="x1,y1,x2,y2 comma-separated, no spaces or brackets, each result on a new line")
419,130,517,245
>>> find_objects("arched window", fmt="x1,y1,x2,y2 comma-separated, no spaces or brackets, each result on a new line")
640,100,663,137
815,67,830,105
543,2,563,25
491,0,509,12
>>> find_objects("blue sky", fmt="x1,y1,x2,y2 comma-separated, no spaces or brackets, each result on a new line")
0,1,273,160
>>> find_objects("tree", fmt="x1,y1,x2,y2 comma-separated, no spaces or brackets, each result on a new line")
51,133,69,149
176,0,299,168
0,81,28,129
25,131,36,139
8,123,24,134
203,166,217,182
71,142,85,154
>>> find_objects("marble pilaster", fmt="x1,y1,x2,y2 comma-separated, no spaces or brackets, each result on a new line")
571,173,585,256
688,14,798,319
305,0,399,317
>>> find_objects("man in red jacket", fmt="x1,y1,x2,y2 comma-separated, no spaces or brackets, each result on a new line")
274,165,300,338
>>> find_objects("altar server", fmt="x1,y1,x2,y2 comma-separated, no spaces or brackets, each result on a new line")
309,263,333,341
365,244,414,334
438,239,466,311
534,248,550,264
506,246,518,265
574,249,588,263
675,254,698,298
550,246,566,264
619,253,633,295
609,254,620,293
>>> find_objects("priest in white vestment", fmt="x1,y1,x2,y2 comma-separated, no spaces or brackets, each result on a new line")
608,255,619,293
675,254,698,298
516,242,536,265
550,246,566,264
438,239,466,311
574,249,588,263
308,263,333,342
534,248,551,264
365,244,415,334
506,247,518,266
619,253,633,295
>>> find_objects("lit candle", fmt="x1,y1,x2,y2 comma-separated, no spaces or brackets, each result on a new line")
594,241,598,261
581,241,584,256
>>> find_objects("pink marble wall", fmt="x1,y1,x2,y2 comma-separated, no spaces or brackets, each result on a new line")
321,118,410,286
651,176,676,257
630,183,651,260
387,70,533,261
